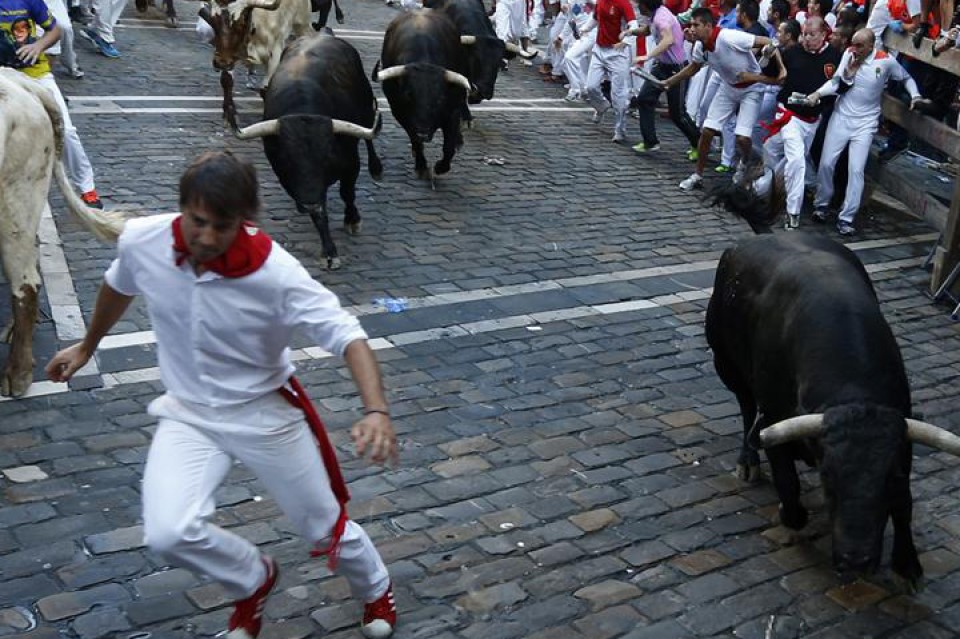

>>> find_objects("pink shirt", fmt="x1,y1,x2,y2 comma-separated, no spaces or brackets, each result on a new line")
651,5,686,65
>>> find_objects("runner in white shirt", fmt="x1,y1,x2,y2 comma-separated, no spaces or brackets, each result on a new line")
660,6,775,190
802,28,924,235
46,152,400,639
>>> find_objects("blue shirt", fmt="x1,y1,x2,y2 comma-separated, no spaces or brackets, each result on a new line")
0,0,56,77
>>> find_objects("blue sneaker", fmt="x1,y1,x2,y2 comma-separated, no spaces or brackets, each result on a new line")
83,27,121,58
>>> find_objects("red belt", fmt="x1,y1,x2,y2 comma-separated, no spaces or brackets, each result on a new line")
279,376,350,570
761,105,818,142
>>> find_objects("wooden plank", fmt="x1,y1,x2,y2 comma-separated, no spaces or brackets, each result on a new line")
881,94,960,160
882,30,960,75
931,176,960,292
866,154,949,232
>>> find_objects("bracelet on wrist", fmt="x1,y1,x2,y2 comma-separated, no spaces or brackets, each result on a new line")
364,408,391,417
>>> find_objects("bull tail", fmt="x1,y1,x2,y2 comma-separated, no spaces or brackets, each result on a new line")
53,162,126,243
16,69,126,243
333,0,344,23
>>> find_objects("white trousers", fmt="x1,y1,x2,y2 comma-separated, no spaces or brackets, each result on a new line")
703,81,763,138
44,0,80,74
33,75,95,193
528,0,544,38
494,0,526,43
754,114,819,215
142,392,390,601
90,0,128,43
562,31,595,95
585,45,631,133
814,114,876,224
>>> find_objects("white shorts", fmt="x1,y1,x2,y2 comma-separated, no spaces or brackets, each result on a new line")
703,82,763,138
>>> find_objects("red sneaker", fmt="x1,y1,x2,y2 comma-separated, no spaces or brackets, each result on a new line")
80,189,103,209
226,555,278,639
361,582,396,638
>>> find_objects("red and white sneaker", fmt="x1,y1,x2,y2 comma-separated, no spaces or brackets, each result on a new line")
226,555,278,639
361,582,396,638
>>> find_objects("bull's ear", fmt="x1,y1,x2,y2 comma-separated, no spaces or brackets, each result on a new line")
371,60,381,82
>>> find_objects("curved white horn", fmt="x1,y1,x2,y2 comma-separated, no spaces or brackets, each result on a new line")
504,42,538,58
460,35,477,45
376,65,408,82
444,69,471,90
907,419,960,456
759,415,824,447
331,119,377,139
247,0,281,9
235,119,280,139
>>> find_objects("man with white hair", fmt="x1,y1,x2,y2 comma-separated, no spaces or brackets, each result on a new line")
804,27,924,235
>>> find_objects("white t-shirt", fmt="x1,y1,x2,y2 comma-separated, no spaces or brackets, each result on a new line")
818,49,919,121
105,214,367,407
692,29,763,86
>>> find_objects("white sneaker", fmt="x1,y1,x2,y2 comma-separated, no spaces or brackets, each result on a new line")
612,130,626,143
732,161,746,186
591,103,610,124
784,213,799,230
679,173,703,191
563,92,581,102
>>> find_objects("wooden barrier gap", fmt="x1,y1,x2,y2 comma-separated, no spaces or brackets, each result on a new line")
882,29,960,294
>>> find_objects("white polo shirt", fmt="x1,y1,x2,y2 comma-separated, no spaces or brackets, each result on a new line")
104,214,367,407
692,29,763,87
817,49,919,122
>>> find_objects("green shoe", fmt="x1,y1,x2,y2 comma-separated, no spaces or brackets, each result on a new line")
686,148,699,162
632,142,660,153
714,164,734,174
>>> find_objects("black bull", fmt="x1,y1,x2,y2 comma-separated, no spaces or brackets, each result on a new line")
426,0,533,112
375,11,471,180
235,32,382,269
705,234,960,589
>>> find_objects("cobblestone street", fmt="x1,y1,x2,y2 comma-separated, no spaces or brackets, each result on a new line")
2,1,960,637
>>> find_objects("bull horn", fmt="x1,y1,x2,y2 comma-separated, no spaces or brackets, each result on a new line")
246,0,281,9
376,65,407,82
906,419,960,456
235,119,280,139
460,35,477,45
759,415,824,447
331,118,377,140
504,42,538,58
444,69,471,90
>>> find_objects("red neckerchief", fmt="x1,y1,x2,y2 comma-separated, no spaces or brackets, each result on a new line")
706,25,723,51
172,215,272,277
279,377,351,570
761,105,819,141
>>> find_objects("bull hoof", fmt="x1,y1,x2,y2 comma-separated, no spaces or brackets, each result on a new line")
1,369,33,398
434,161,451,175
165,15,178,28
345,220,362,235
892,553,924,592
892,570,924,595
416,166,431,180
779,504,808,530
735,462,761,483
326,256,342,270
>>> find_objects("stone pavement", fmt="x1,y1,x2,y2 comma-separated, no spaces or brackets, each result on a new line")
1,1,960,637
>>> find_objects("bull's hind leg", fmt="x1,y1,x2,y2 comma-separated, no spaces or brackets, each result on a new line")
301,202,340,270
0,228,41,397
340,174,362,236
890,468,923,591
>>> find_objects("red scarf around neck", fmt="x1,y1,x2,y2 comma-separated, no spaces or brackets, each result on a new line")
706,25,723,51
172,215,272,277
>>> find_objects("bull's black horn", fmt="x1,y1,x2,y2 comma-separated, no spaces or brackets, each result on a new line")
235,119,280,139
198,5,215,28
331,118,377,140
906,419,960,455
376,65,407,82
759,415,824,447
443,69,471,90
460,35,477,45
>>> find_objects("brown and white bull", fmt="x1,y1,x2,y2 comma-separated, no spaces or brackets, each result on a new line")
0,68,124,397
199,0,312,130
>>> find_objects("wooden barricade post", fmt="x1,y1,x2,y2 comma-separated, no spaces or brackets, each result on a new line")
881,30,960,294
